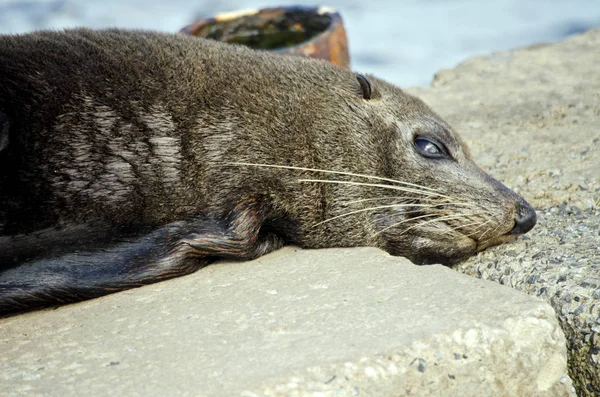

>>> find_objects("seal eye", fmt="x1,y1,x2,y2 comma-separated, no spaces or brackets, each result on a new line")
356,74,372,100
415,137,446,158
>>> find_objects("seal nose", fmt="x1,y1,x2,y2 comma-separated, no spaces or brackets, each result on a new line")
510,201,537,235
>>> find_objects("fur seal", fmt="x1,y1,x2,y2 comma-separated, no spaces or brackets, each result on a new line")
0,28,536,314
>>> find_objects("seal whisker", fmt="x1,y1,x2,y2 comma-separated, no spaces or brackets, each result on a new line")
312,203,458,227
342,196,419,205
375,213,485,237
440,219,489,237
372,213,440,237
297,178,457,200
341,196,468,206
462,218,494,238
229,162,440,192
478,220,503,240
397,214,478,237
478,220,505,241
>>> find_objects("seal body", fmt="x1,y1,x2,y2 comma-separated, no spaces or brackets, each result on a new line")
0,29,536,314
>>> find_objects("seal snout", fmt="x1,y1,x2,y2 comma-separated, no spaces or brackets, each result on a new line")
509,200,537,235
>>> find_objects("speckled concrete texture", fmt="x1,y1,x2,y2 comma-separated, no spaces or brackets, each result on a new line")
407,28,600,396
0,247,573,396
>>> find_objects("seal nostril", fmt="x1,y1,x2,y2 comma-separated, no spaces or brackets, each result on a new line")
510,201,537,235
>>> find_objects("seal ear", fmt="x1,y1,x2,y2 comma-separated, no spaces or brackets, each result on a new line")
0,111,8,152
356,74,372,100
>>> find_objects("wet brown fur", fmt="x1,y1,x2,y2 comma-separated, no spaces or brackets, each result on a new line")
0,29,535,314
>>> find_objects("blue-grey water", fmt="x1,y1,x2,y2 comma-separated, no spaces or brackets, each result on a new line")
0,0,598,86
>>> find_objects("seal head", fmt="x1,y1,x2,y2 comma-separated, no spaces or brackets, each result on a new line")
287,72,536,265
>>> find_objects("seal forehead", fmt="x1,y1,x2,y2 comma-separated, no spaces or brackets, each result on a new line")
414,115,456,140
375,86,465,153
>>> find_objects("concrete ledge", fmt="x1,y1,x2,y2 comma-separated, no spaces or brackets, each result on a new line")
0,247,573,396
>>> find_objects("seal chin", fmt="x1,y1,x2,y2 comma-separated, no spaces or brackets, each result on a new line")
475,234,518,252
387,234,477,265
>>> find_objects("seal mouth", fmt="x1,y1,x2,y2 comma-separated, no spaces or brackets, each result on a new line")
401,207,523,261
472,218,519,252
473,203,537,252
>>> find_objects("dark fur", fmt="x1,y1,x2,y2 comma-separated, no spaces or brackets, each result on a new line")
0,29,535,314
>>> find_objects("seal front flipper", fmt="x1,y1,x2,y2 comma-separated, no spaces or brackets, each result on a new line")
0,199,284,315
0,111,8,152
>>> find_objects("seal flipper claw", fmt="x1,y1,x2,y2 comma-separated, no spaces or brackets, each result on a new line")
0,199,283,315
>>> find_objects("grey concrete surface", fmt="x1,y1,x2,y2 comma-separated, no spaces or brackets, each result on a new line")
0,247,573,396
406,28,600,396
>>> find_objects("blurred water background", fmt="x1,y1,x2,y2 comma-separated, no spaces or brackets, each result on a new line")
0,0,598,86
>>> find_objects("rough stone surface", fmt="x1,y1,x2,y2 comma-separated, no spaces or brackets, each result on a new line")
0,247,573,397
406,28,600,395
